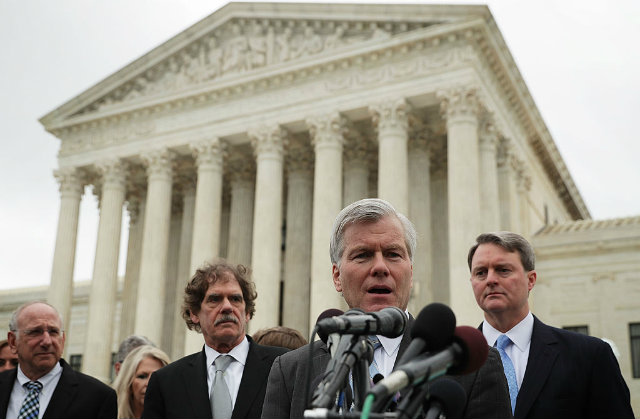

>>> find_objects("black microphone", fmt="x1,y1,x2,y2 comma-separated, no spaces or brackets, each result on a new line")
424,378,466,419
370,326,489,399
316,308,344,357
316,306,407,338
396,303,457,367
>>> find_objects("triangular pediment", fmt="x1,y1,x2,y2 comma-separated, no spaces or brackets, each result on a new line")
40,2,490,126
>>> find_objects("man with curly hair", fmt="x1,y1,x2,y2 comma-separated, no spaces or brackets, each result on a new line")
143,260,288,419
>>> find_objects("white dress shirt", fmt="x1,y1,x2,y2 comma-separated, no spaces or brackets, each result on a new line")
204,336,250,408
7,361,63,419
373,334,402,378
482,311,534,388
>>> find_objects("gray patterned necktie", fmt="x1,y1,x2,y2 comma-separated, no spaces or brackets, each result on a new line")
18,381,43,419
211,355,234,419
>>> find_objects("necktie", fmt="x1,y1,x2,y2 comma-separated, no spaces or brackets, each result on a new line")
496,334,518,414
211,355,234,419
367,336,382,379
18,381,43,419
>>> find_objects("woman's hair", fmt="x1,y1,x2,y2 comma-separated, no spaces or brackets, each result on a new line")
252,326,308,350
112,344,170,419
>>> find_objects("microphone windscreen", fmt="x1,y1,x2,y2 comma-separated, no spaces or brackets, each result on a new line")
448,326,489,375
428,378,466,419
411,303,457,352
316,308,344,343
372,373,385,384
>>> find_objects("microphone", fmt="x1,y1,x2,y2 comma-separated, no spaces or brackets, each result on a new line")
370,326,489,399
316,308,344,357
316,306,407,338
396,303,457,367
424,378,466,419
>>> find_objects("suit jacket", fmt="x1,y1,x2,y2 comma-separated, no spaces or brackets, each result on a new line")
506,316,634,419
261,316,512,419
143,336,288,419
0,358,116,419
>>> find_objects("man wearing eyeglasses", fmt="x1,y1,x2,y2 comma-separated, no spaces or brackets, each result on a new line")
0,340,18,372
0,301,116,419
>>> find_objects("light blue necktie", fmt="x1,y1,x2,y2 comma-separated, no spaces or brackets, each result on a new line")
496,334,519,414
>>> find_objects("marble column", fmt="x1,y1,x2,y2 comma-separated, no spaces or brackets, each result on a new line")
478,117,501,231
497,138,520,232
83,159,127,382
343,131,370,206
370,98,410,215
248,125,286,331
172,178,195,360
307,112,346,325
227,158,255,267
48,167,84,336
118,190,146,340
517,168,532,236
134,149,174,345
162,202,182,352
407,120,433,314
283,139,313,337
438,87,483,326
429,153,450,305
189,138,225,271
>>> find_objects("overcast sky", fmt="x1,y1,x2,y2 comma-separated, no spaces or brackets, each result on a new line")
1,0,638,291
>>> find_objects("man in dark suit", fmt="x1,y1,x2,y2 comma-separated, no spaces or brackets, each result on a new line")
468,231,634,418
143,261,288,419
262,198,512,418
0,301,116,419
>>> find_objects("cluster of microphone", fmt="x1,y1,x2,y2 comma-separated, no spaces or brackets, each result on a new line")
304,303,489,419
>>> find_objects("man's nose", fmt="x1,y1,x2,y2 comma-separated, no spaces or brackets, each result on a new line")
40,331,53,345
487,270,499,284
221,297,233,311
371,252,390,277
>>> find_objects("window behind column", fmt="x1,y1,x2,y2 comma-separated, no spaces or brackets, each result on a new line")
629,323,640,378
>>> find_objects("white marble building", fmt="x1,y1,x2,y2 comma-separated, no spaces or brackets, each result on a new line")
1,3,637,408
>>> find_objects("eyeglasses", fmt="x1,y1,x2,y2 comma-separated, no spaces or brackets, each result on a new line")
0,359,18,367
14,328,64,339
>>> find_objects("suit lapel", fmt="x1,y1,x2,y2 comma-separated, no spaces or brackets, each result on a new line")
232,340,267,419
43,360,77,419
0,368,17,417
395,315,415,368
182,348,213,418
514,316,559,419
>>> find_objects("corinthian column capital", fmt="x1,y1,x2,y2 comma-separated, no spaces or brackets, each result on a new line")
96,158,128,191
305,112,346,148
249,124,287,158
54,167,85,197
141,148,176,179
437,86,481,121
190,137,226,168
369,97,410,132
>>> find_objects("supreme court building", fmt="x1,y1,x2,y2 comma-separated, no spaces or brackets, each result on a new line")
2,2,638,406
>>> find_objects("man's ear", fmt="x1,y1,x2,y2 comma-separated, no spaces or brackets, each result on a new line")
332,264,343,292
527,270,537,291
190,311,201,325
7,331,16,350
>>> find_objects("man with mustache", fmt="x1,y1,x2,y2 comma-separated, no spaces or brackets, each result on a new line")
0,301,116,418
468,231,634,418
143,261,288,418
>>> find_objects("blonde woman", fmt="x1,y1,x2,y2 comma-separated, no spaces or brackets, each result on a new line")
112,344,170,418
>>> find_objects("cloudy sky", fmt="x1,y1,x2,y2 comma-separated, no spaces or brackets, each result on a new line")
1,0,638,291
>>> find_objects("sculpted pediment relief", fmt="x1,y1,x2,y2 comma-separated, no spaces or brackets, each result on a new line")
75,18,440,117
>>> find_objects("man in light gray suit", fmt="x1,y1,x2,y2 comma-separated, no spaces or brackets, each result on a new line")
262,198,512,419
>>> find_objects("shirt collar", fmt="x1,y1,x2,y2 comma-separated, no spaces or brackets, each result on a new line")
374,308,409,357
17,360,63,387
205,335,249,367
483,312,533,353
